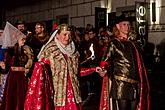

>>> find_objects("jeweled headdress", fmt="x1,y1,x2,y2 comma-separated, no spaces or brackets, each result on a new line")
56,24,71,31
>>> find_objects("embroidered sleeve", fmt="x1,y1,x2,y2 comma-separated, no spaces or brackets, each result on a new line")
23,45,34,74
80,67,96,77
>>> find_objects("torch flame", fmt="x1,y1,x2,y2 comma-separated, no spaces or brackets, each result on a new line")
89,43,95,60
80,43,95,65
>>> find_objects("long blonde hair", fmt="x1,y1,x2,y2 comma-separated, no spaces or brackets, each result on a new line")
112,25,119,36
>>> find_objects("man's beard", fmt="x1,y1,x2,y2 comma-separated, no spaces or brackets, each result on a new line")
20,29,26,34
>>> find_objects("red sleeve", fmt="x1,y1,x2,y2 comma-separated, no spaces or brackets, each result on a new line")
40,58,50,65
80,67,96,77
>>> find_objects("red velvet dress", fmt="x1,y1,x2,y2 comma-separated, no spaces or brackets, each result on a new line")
0,44,33,110
24,58,96,110
55,74,82,110
24,59,54,110
0,70,28,110
0,55,28,110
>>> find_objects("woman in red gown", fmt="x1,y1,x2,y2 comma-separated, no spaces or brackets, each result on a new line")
0,36,33,110
24,24,102,110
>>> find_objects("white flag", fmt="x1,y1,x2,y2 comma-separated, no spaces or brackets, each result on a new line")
1,21,26,48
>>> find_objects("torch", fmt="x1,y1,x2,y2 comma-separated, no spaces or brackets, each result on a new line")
81,43,95,65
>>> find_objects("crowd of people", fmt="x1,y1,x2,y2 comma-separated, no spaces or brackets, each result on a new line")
0,14,150,110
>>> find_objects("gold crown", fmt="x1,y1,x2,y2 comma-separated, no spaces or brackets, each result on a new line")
56,24,71,31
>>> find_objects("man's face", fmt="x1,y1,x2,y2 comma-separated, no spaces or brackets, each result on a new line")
89,31,95,39
17,24,25,32
117,21,130,35
56,30,71,47
35,24,44,35
84,33,90,41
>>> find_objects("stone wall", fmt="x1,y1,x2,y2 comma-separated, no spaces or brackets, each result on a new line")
4,0,165,42
5,0,106,27
5,0,148,27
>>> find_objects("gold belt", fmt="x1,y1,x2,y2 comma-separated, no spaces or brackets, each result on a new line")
11,67,25,71
114,75,139,84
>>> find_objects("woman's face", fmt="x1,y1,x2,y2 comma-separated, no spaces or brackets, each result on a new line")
56,30,71,47
35,24,44,35
18,38,26,47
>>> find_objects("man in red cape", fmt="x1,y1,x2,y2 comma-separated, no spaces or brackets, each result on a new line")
98,15,150,110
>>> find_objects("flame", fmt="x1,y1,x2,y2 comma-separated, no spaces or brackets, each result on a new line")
80,43,95,65
89,43,95,60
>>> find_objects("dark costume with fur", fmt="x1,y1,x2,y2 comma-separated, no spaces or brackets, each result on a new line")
99,38,150,110
27,33,50,62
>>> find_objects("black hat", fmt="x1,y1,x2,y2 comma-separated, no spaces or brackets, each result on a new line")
115,14,130,24
109,17,117,32
15,20,25,26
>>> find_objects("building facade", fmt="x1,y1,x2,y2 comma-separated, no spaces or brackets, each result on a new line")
2,0,165,54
